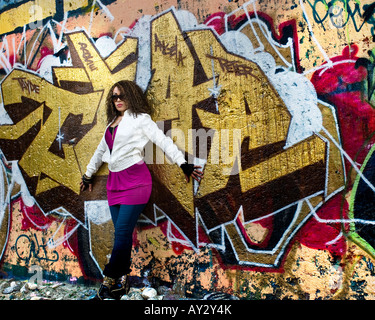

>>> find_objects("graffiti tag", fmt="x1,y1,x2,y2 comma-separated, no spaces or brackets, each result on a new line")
206,54,260,79
154,34,187,66
306,0,375,35
78,42,98,71
14,233,59,263
12,77,40,94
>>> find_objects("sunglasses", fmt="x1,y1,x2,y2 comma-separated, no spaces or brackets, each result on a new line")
112,94,126,102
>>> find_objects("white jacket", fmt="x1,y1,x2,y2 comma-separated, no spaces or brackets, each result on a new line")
85,110,186,177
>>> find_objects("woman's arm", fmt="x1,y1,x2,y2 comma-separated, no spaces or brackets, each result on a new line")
80,135,107,191
141,114,203,182
141,114,186,166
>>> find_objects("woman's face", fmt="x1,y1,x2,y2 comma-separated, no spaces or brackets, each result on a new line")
112,86,128,115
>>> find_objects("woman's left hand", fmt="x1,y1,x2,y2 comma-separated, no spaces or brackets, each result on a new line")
186,166,203,183
180,163,203,183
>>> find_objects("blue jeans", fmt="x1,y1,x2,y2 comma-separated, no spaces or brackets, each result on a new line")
103,203,146,278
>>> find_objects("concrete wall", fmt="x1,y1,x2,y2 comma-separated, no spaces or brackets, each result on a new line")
0,0,374,299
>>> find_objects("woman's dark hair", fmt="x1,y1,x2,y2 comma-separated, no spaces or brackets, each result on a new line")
106,80,153,124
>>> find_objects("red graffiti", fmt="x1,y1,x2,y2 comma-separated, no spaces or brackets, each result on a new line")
36,46,54,69
63,218,79,255
20,199,53,231
297,45,372,261
311,45,374,178
296,194,349,260
18,197,79,256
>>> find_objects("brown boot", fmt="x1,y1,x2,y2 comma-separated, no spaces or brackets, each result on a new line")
91,276,116,300
110,275,130,300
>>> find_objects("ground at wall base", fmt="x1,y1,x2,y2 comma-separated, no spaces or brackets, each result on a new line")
0,275,240,300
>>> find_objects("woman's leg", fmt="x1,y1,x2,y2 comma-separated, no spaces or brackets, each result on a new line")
109,204,120,225
103,203,146,278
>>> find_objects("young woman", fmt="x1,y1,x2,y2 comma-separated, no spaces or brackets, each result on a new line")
80,80,203,300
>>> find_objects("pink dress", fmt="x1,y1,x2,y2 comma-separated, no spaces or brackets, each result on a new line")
105,126,152,206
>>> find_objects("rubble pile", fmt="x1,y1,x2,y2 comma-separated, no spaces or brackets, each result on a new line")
0,277,240,300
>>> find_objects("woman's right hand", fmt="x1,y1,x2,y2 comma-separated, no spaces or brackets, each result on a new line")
80,174,93,192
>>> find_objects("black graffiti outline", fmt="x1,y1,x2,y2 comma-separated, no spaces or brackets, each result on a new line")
305,0,375,35
14,233,59,263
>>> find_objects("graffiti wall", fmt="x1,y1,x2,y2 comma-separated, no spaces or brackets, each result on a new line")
0,0,375,299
